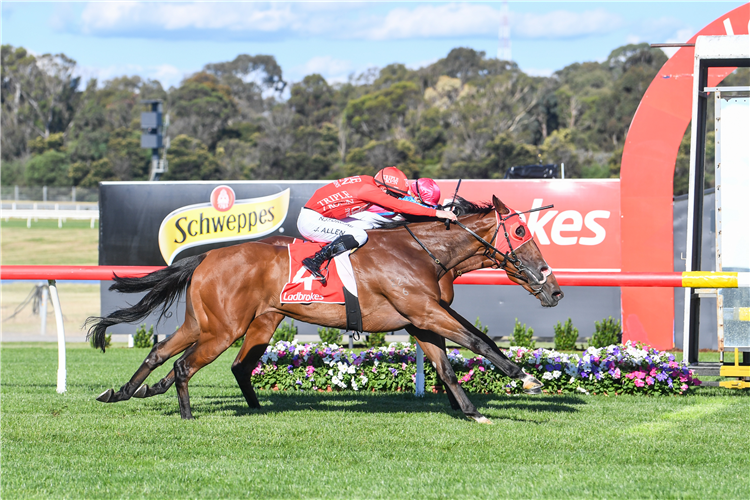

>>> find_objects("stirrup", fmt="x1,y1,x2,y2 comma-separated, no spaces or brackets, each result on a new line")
302,257,327,285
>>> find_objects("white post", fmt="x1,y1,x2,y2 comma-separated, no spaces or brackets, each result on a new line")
128,334,134,348
561,162,565,179
40,283,49,335
47,279,66,394
415,343,425,396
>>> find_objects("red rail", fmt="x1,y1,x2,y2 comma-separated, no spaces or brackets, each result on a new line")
0,266,164,281
0,265,685,287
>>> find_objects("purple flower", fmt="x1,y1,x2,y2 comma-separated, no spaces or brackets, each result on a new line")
389,368,398,376
656,372,668,382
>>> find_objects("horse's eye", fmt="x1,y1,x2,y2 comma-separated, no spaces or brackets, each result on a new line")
515,225,526,238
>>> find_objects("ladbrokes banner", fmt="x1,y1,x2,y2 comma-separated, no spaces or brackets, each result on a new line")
99,179,620,270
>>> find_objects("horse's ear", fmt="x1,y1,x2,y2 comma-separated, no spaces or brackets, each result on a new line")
492,195,510,215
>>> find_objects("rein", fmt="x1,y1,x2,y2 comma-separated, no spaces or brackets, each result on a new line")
404,204,554,294
405,225,449,276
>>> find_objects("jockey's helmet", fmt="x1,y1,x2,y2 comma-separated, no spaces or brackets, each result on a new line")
410,178,441,207
374,166,409,197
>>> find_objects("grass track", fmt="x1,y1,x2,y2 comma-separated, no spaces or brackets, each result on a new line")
2,345,748,499
1,219,98,265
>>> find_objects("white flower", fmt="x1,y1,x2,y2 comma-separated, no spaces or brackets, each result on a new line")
351,382,359,391
327,369,334,377
332,375,340,385
576,386,590,394
360,375,369,385
552,370,562,379
347,365,356,374
542,372,554,380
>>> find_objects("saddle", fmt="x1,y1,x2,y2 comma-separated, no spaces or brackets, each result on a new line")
280,240,362,331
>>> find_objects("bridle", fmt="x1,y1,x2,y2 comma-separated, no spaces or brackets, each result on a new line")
406,203,554,296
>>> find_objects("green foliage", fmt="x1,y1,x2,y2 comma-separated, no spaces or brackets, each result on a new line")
554,318,579,351
133,324,154,349
473,317,489,335
4,41,673,187
511,318,535,349
273,320,297,343
590,317,623,348
89,332,111,349
25,150,70,186
365,332,387,348
318,326,342,345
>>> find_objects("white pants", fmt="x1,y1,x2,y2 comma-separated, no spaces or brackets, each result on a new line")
297,208,391,245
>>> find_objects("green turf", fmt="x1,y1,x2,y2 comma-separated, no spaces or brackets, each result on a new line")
2,344,748,499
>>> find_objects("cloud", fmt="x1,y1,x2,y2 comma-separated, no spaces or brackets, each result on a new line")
364,3,501,40
67,2,627,43
289,56,354,84
522,67,554,78
513,9,623,40
74,62,187,89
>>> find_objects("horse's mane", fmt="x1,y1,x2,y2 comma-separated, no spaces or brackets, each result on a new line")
374,196,494,229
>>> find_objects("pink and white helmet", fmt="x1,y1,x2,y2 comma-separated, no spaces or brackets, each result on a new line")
410,178,441,207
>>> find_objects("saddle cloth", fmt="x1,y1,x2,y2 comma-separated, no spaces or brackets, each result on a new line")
280,239,358,304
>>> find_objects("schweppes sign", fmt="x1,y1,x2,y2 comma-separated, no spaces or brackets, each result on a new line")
158,186,290,264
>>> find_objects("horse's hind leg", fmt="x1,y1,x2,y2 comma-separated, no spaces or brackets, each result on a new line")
132,369,176,398
231,313,284,409
97,319,199,403
407,325,490,424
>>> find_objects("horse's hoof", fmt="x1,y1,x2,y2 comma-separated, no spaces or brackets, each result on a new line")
473,416,493,425
96,389,114,402
522,374,543,394
133,385,148,398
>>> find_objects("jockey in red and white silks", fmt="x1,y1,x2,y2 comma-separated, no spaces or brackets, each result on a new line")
297,167,456,280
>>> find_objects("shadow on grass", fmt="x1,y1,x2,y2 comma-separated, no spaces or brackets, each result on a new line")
192,391,587,421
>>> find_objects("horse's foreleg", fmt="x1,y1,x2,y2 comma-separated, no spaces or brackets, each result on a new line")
404,301,542,394
407,325,491,423
231,313,283,409
96,322,198,403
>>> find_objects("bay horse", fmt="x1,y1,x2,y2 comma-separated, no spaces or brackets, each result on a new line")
88,196,563,421
123,251,511,423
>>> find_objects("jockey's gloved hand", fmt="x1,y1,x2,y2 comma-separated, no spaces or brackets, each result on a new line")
436,210,457,222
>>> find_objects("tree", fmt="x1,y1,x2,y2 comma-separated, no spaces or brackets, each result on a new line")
169,72,238,150
163,135,221,180
25,150,70,186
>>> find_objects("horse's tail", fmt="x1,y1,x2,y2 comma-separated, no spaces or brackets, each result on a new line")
86,254,207,352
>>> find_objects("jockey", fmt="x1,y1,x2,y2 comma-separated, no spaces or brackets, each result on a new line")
298,167,457,280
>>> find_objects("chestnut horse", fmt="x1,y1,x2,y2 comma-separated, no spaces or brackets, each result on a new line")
88,196,563,421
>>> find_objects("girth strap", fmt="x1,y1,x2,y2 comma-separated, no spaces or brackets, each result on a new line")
404,225,449,276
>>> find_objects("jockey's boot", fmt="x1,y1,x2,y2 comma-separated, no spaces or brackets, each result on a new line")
302,235,360,283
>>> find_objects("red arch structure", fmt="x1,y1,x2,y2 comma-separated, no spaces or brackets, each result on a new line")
620,4,750,350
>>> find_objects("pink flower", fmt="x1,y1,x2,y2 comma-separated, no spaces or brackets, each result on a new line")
372,366,377,373
634,379,645,387
679,374,688,382
613,368,621,379
681,384,688,391
646,376,655,386
634,370,646,380
305,365,315,376
668,361,679,369
625,372,636,380
251,366,262,376
402,363,407,370
649,368,658,377
693,379,702,386
478,366,485,372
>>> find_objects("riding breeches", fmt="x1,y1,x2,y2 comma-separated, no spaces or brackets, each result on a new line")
297,208,390,245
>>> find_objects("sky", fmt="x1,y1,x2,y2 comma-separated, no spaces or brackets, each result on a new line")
2,1,748,92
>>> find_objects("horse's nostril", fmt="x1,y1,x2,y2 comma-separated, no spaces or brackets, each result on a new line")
552,291,564,300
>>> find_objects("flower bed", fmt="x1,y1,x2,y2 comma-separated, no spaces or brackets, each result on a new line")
250,341,700,396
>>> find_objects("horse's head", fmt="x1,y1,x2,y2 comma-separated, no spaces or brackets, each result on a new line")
487,195,563,307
